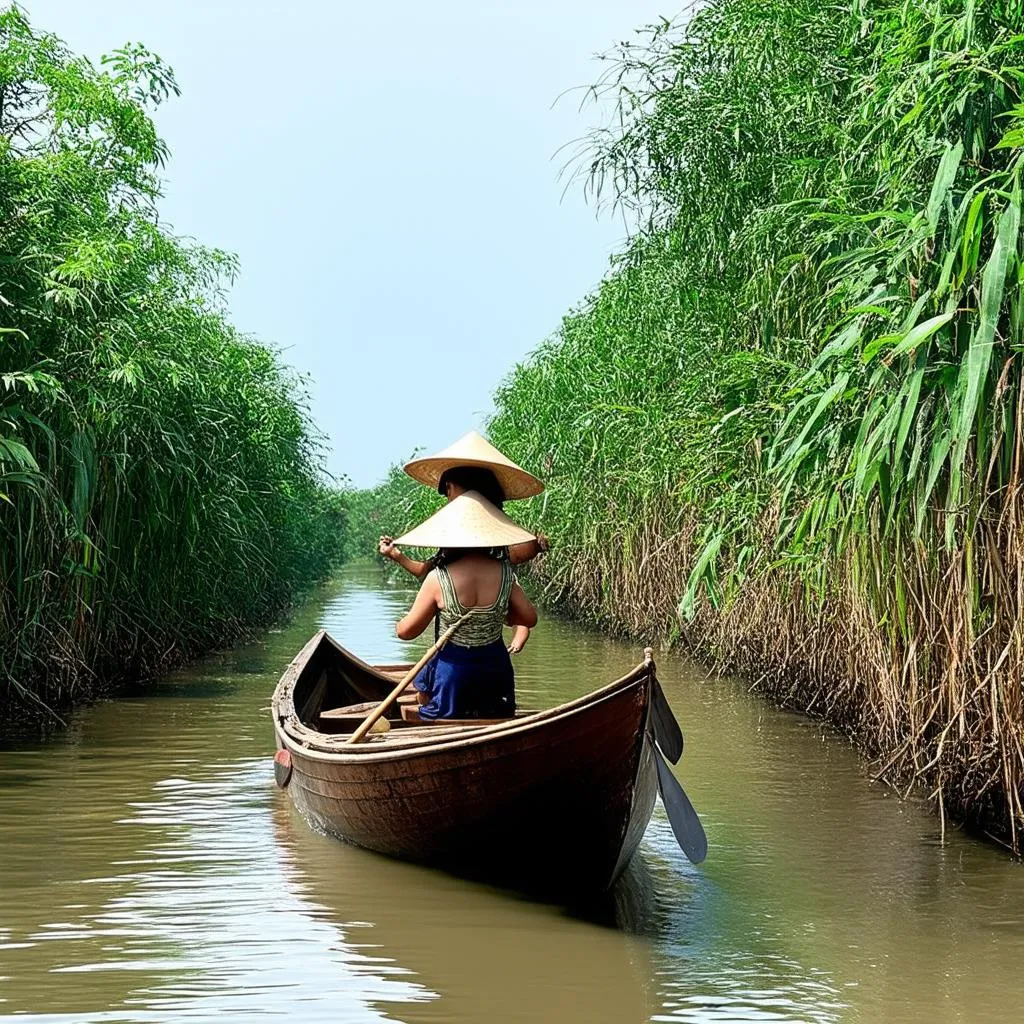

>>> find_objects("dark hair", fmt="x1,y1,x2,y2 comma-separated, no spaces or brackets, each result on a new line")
430,546,507,568
437,466,504,508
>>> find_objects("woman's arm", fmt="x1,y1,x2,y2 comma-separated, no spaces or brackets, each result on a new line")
396,573,441,640
507,624,530,654
379,536,432,580
506,581,538,628
507,534,549,566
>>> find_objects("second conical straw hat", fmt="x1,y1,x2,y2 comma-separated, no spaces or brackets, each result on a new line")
395,491,536,549
404,430,544,500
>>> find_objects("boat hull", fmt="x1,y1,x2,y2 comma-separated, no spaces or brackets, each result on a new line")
272,633,658,897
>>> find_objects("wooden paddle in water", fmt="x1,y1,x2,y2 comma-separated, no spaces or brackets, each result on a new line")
654,745,708,864
347,610,476,744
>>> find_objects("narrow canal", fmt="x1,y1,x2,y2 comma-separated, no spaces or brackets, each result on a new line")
2,564,1023,1023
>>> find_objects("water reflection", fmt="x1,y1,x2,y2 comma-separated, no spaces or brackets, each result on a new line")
0,564,1023,1023
271,798,659,1024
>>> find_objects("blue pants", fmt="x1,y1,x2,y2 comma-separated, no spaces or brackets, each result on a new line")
413,639,516,720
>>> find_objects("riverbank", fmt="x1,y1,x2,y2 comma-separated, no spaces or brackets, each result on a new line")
350,463,1022,852
489,0,1024,852
353,1,1024,852
0,10,346,720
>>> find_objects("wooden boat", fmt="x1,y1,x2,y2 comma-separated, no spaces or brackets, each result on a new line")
271,630,671,897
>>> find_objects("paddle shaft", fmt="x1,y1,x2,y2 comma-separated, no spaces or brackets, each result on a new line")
347,611,474,744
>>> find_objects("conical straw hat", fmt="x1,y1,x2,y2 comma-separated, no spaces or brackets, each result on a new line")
395,491,536,549
404,430,544,500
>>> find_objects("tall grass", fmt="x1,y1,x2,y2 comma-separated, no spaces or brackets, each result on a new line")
341,463,440,565
484,0,1024,849
0,8,346,717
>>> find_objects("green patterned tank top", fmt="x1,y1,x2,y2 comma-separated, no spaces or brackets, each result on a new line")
435,561,514,647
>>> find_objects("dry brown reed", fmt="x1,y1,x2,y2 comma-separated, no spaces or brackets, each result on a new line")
522,495,1024,854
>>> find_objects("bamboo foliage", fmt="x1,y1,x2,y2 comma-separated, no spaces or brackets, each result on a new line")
0,9,346,715
485,0,1024,848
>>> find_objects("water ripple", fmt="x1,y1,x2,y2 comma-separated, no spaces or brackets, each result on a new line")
2,565,1024,1022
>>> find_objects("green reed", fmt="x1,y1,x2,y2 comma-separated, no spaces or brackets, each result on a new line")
487,1,1024,849
0,8,346,716
342,459,442,567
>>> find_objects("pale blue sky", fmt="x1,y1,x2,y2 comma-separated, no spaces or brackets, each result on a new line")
25,1,660,486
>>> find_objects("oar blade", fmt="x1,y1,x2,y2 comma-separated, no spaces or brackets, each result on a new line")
654,747,708,865
651,675,684,764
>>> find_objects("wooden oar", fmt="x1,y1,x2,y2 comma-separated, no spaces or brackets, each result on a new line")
651,675,684,764
642,651,683,763
347,611,475,744
654,745,708,864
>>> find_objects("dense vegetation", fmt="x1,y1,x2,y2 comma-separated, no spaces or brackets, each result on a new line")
355,0,1024,850
342,459,441,565
0,9,345,717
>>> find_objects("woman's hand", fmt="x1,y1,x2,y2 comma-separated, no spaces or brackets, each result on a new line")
508,624,530,654
379,535,399,561
535,533,550,554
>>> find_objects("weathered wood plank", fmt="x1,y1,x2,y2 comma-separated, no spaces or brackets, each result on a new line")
271,631,657,897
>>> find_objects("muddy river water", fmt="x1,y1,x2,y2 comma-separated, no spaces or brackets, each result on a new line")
2,563,1023,1023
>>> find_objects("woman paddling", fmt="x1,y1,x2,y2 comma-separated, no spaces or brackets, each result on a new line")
379,431,548,652
393,491,538,720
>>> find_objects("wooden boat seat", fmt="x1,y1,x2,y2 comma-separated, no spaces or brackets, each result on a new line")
321,695,416,720
319,701,403,735
399,704,531,726
372,664,416,683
